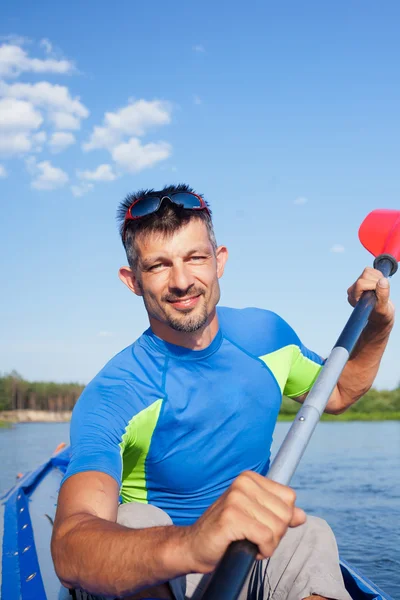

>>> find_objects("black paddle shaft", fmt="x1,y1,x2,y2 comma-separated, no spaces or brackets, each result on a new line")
201,540,258,600
201,255,396,600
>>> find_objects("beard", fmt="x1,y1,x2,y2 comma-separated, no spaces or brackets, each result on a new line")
141,285,211,333
165,301,209,332
161,286,209,332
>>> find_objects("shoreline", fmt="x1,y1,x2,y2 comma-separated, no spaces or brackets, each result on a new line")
277,412,400,422
0,410,399,425
0,410,72,423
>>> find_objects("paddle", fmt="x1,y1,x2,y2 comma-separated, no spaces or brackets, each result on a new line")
201,209,400,600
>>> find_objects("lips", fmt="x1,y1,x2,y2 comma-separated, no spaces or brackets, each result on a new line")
167,294,201,309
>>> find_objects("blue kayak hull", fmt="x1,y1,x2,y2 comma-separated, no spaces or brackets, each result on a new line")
0,448,393,600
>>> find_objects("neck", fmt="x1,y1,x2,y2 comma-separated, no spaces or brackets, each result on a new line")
149,309,219,350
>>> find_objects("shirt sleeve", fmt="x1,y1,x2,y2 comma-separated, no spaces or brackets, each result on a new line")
283,332,324,398
217,306,324,399
61,379,130,488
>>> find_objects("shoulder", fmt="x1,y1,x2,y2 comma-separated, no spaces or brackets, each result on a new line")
71,335,165,428
89,331,166,390
217,306,301,355
218,306,291,330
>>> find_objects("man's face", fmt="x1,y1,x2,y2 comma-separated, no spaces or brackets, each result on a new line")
130,219,227,335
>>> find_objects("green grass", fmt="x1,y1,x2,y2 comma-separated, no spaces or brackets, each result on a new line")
0,420,12,428
278,411,400,422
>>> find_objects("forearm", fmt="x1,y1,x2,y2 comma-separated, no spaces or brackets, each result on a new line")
51,513,193,598
331,320,393,412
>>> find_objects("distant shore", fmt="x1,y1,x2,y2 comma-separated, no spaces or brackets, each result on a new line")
0,409,399,427
278,411,400,422
0,410,72,424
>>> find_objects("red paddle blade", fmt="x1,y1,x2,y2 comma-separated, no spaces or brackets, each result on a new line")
359,209,400,260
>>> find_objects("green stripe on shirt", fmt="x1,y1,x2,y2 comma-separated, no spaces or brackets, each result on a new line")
119,399,163,503
260,345,323,398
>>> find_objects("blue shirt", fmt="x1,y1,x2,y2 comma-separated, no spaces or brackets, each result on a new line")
63,307,323,525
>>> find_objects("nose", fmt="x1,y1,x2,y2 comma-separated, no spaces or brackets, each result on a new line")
168,262,195,293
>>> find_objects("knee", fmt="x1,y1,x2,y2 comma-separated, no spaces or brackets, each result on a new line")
302,515,337,546
117,502,173,529
305,515,333,534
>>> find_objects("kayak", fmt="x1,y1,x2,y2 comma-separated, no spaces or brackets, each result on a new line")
0,446,393,600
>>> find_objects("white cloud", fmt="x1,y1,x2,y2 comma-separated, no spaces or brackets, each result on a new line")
0,43,74,78
0,81,89,125
30,159,69,190
83,99,172,151
40,39,53,55
112,137,172,173
0,39,89,162
0,132,32,156
71,182,94,197
193,45,205,53
0,35,31,46
0,97,42,131
294,196,308,205
32,131,47,153
0,164,7,178
0,100,46,155
330,244,345,253
193,95,202,105
78,163,116,182
24,156,37,175
0,41,173,181
0,98,43,156
49,111,81,130
49,131,75,153
0,59,88,158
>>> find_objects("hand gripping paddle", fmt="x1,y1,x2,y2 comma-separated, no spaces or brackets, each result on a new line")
201,209,400,600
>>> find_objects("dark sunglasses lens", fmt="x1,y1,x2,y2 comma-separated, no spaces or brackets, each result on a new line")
129,197,161,217
171,193,203,208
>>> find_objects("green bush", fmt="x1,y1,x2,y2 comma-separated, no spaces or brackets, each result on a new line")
279,385,400,420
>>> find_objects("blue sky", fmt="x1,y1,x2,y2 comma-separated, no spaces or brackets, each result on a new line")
1,1,399,389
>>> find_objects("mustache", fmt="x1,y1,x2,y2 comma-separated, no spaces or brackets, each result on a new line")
162,286,205,303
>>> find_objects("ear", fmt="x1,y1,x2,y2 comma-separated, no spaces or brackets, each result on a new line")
118,266,143,297
216,245,228,279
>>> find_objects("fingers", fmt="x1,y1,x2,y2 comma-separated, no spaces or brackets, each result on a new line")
219,492,300,559
347,268,394,326
226,472,306,557
347,267,388,305
188,471,306,572
290,506,307,527
231,471,297,524
374,277,392,315
244,472,307,526
233,509,287,558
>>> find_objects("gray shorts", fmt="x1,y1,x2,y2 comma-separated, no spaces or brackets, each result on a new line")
76,502,352,600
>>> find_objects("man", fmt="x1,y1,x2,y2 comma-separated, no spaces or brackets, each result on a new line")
51,184,395,600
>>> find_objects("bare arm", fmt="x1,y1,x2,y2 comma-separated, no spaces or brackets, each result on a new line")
51,471,306,598
326,319,393,413
51,472,192,598
294,269,395,414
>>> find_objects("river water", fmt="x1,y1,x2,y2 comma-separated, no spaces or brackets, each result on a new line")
0,421,399,598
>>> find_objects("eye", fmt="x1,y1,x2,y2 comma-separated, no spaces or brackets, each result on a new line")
190,255,207,261
148,263,164,272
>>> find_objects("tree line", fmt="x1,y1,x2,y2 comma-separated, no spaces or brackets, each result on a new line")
280,385,400,417
0,371,399,416
0,372,83,412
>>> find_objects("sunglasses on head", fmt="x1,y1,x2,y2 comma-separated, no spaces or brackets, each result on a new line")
122,192,209,242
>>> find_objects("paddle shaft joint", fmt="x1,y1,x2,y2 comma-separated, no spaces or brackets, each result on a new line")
373,253,398,276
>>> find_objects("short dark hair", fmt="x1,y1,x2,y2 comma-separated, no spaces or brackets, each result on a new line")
117,183,217,270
